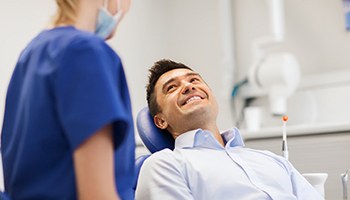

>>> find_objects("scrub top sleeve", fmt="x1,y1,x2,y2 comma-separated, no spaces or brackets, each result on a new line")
54,38,129,151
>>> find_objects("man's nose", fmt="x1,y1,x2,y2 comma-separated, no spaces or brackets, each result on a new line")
181,82,195,94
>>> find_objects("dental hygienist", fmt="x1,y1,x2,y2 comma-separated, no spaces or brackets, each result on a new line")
1,0,135,199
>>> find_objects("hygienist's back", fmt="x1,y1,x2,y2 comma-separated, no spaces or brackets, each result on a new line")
1,0,136,199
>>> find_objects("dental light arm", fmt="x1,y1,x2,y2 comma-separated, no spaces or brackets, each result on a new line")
248,52,300,115
242,0,300,116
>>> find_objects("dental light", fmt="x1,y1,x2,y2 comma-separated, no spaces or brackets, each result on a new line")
247,52,300,115
245,0,300,116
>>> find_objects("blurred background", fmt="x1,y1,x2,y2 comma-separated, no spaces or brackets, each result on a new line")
1,0,350,199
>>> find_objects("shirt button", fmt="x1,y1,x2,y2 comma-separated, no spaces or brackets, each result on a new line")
204,134,209,138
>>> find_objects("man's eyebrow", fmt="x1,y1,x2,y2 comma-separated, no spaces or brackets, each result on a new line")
162,72,202,91
186,72,201,78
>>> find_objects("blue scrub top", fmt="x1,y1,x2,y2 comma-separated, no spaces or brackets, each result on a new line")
1,26,135,199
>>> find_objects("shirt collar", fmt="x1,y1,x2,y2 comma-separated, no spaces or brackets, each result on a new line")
174,128,245,150
222,128,245,148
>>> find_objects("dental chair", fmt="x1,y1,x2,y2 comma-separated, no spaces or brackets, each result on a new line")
133,106,175,190
136,107,174,153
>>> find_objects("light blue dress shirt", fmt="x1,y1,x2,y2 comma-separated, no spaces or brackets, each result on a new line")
136,128,323,200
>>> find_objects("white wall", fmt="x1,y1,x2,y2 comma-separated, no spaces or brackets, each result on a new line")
0,0,57,135
233,0,350,78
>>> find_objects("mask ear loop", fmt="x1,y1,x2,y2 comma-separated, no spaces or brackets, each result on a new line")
114,0,124,21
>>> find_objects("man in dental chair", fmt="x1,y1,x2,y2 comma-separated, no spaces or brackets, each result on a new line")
135,59,323,200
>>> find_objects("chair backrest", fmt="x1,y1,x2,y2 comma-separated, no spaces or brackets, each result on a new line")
136,107,174,153
132,154,150,190
133,107,174,190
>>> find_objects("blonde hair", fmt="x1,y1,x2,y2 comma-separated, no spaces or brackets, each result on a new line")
52,0,79,26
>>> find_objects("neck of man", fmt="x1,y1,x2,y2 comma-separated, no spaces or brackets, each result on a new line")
202,125,225,147
172,121,225,147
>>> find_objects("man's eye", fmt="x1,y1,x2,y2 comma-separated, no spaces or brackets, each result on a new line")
190,78,200,83
167,85,176,92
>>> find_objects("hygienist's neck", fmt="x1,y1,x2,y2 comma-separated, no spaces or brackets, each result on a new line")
74,1,100,33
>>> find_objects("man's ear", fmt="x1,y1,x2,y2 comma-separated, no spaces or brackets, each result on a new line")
154,114,168,130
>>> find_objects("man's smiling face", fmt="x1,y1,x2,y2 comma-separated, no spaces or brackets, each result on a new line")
153,68,218,137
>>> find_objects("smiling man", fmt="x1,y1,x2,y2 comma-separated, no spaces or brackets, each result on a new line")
135,59,323,200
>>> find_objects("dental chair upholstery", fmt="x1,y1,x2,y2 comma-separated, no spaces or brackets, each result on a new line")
133,107,175,190
136,107,174,153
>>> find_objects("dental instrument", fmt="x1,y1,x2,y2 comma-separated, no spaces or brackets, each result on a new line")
282,115,289,160
341,169,349,200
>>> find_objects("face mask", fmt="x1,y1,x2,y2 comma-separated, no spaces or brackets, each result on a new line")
95,0,123,39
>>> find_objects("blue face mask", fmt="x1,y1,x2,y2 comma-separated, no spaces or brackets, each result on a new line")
95,0,123,40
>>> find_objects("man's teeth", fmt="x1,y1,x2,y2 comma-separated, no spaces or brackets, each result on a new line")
186,96,201,104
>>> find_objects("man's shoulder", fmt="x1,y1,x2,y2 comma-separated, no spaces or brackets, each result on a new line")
145,149,175,163
142,148,183,169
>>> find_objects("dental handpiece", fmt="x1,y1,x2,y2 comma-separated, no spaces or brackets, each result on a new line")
341,169,349,200
282,116,289,160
